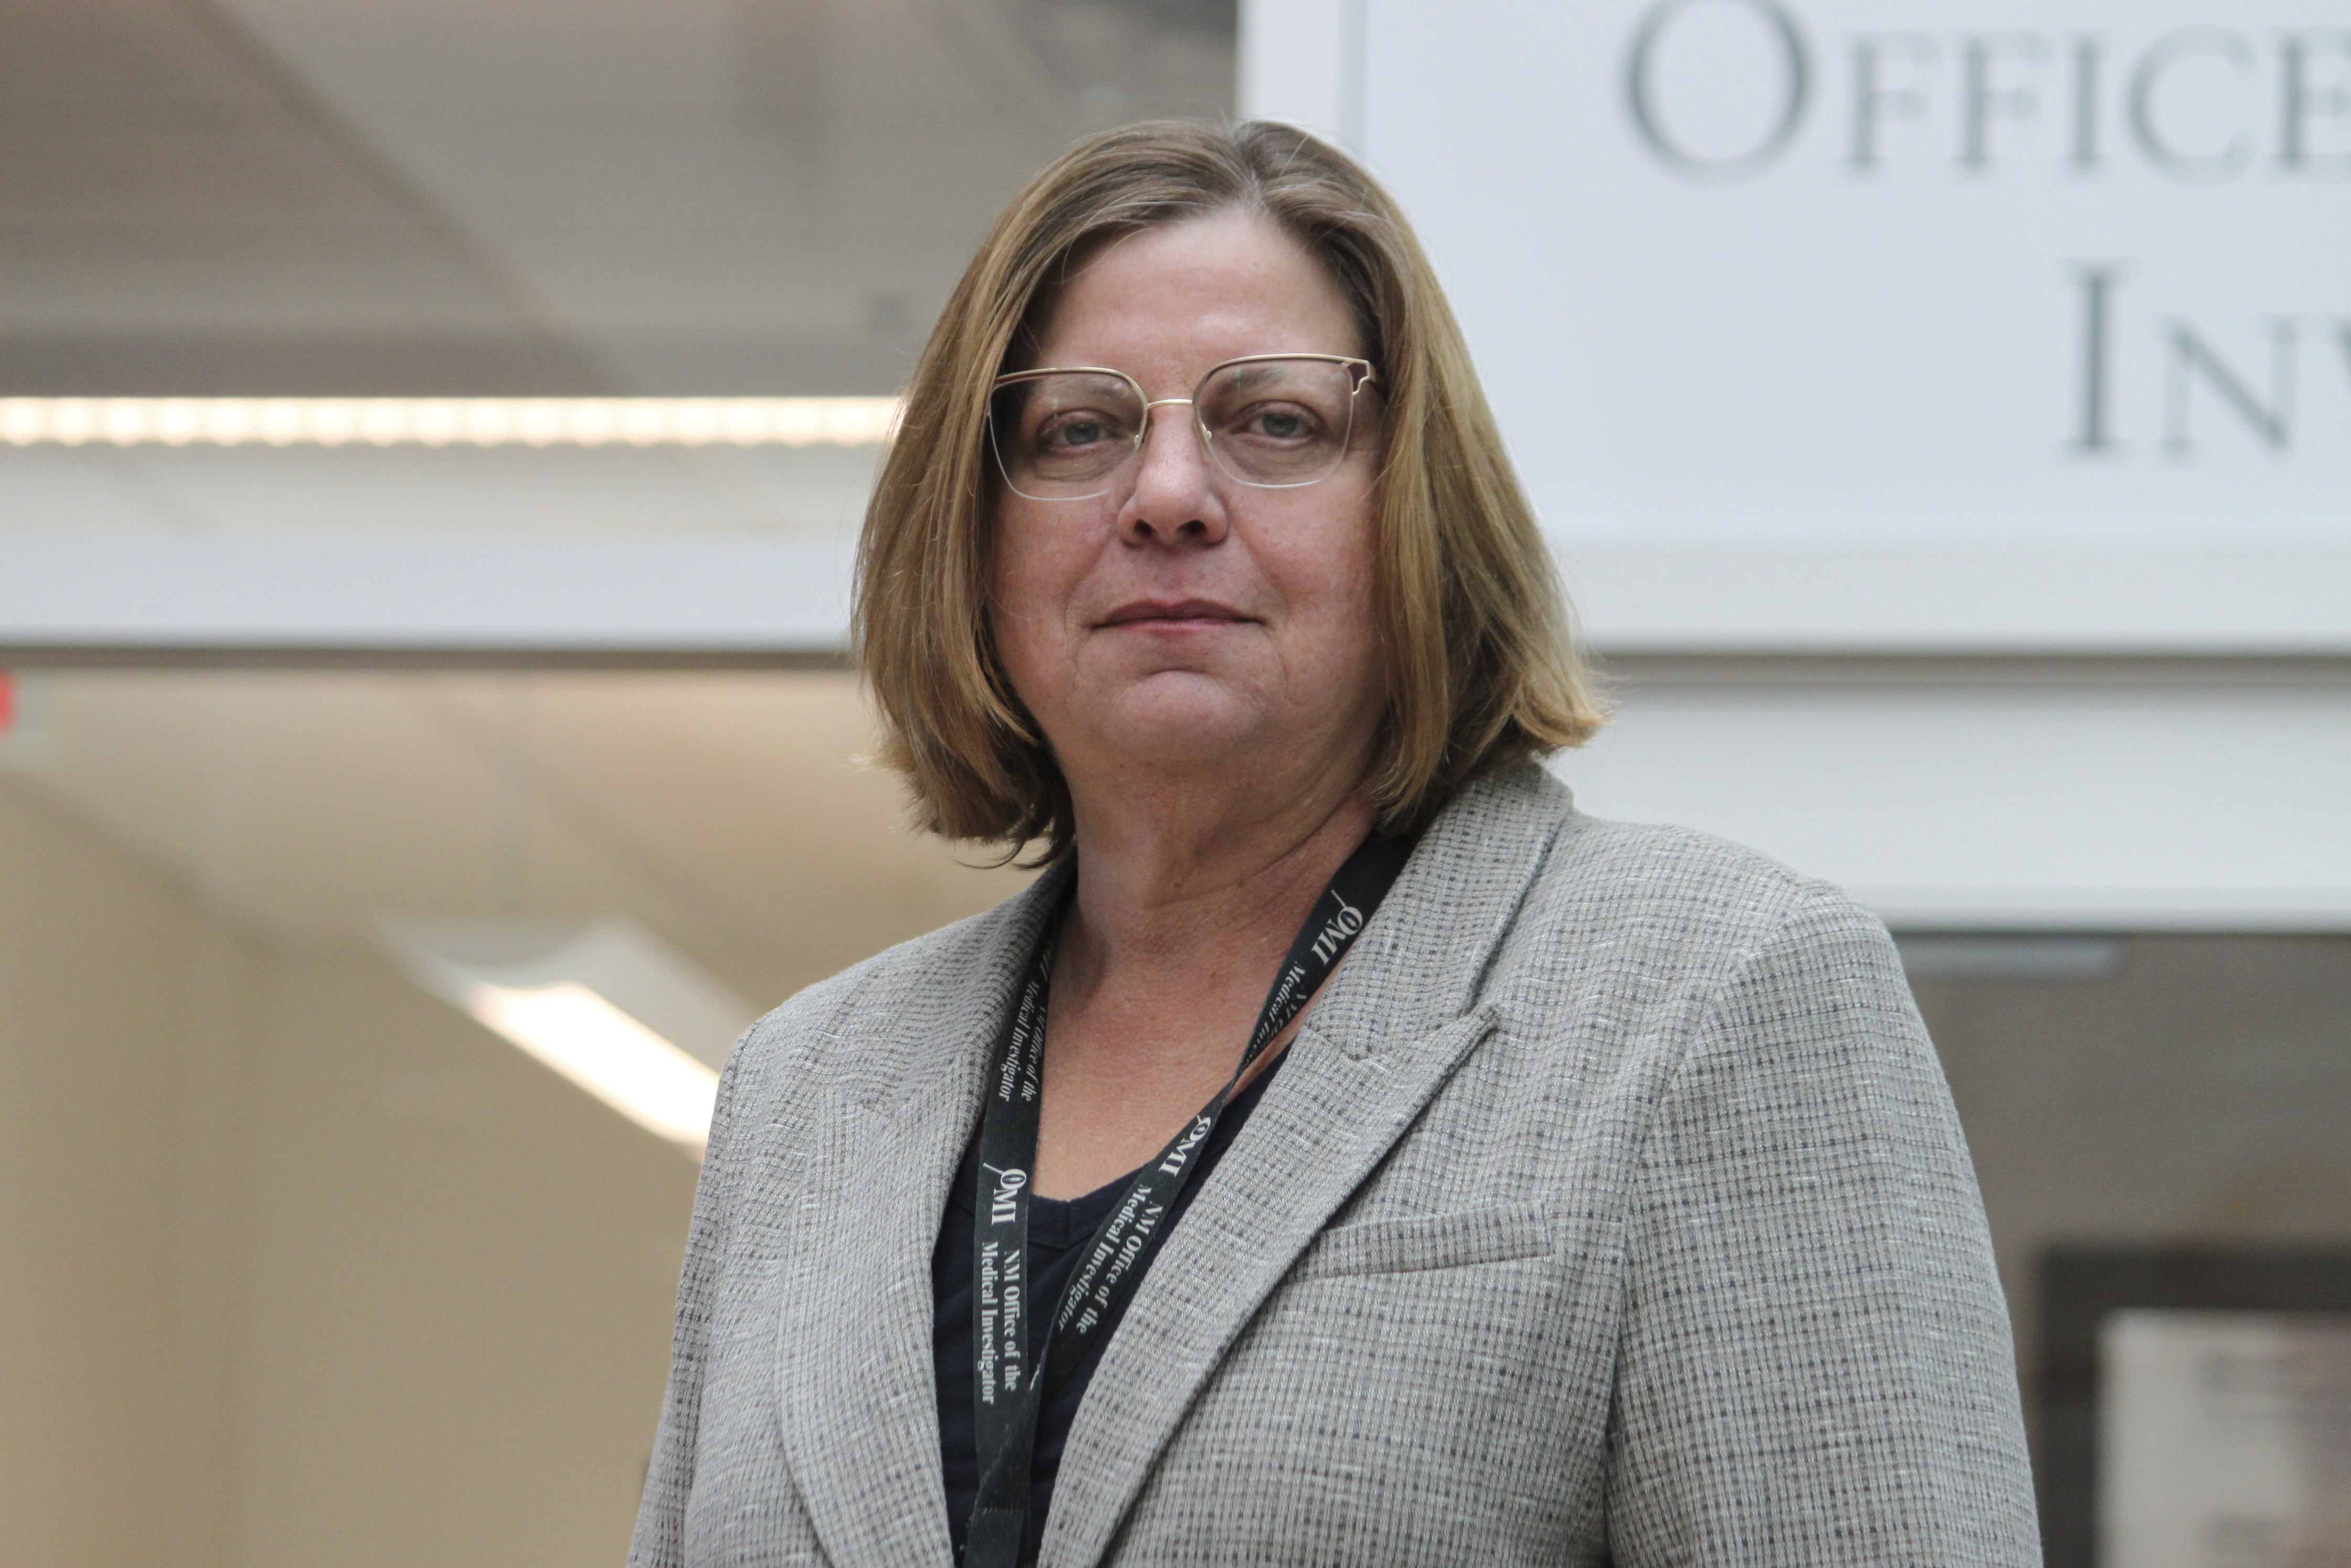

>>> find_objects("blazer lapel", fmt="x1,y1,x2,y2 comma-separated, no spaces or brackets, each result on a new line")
773,866,1073,1568
1036,764,1580,1568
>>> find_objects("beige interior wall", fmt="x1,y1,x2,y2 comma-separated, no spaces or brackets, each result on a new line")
233,952,696,1568
2,668,1038,1567
1,774,700,1568
0,778,250,1568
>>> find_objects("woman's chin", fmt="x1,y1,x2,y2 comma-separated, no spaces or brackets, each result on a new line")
1083,682,1269,770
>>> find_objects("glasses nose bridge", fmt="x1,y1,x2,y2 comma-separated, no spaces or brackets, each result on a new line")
1128,393,1211,476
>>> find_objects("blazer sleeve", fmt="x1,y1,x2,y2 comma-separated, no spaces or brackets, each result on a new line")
627,1030,751,1568
1602,884,2042,1565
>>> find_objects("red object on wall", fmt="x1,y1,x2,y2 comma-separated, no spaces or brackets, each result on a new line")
0,670,13,735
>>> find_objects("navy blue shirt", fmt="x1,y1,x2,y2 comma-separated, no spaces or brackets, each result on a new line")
931,1051,1288,1565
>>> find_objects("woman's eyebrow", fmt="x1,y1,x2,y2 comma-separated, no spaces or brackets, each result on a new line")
1216,365,1285,392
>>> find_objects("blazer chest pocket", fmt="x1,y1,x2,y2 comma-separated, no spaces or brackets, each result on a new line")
1290,1200,1554,1281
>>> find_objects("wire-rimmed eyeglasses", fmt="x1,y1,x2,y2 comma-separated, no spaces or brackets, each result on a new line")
986,353,1378,502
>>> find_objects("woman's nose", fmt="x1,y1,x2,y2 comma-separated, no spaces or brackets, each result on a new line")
1116,403,1230,547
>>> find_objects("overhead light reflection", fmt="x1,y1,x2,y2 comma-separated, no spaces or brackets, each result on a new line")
463,981,721,1150
386,916,758,1157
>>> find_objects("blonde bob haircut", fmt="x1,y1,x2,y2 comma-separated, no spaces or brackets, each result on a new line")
856,119,1606,860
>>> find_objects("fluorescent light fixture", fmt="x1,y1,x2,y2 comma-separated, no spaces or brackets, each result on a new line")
384,915,758,1155
0,396,901,449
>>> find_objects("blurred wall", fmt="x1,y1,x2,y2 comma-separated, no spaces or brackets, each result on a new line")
1920,938,2351,1382
0,777,699,1568
233,953,694,1568
0,779,250,1566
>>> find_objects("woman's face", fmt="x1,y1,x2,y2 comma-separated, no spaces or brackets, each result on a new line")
989,209,1386,792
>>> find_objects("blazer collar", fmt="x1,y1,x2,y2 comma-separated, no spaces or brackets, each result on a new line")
770,862,1071,1568
1039,762,1579,1568
1279,761,1576,1060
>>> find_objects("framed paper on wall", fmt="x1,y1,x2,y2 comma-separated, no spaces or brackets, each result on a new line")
2040,1247,2351,1568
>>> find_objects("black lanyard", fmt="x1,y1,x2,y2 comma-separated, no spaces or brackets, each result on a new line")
964,831,1414,1568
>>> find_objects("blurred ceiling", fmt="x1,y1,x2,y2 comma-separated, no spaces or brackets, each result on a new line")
0,0,1235,397
3,667,1034,1001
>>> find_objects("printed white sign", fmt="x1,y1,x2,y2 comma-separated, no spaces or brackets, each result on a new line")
2101,1309,2351,1568
1355,1,2350,546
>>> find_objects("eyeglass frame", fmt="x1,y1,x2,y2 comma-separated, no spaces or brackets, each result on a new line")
985,352,1380,501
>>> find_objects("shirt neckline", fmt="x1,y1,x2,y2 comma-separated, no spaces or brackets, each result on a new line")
948,1046,1290,1243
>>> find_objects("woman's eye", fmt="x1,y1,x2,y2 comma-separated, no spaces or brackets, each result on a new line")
1036,414,1113,451
1239,404,1319,441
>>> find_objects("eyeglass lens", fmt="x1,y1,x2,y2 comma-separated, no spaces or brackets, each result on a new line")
988,357,1365,500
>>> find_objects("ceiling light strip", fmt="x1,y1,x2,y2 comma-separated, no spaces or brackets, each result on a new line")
0,396,902,449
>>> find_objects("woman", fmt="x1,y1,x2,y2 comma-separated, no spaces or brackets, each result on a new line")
631,121,2039,1567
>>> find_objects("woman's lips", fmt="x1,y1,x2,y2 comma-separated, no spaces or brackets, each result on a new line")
1096,599,1253,629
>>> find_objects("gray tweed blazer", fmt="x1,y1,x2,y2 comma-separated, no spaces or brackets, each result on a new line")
630,762,2041,1567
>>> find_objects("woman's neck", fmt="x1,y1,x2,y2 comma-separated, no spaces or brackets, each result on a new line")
1026,751,1377,1197
1058,760,1377,987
